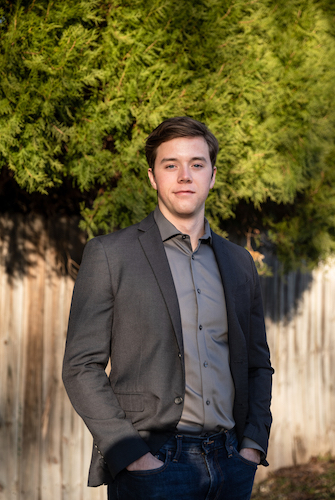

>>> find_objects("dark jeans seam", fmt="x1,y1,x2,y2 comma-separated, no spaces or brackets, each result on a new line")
213,449,224,500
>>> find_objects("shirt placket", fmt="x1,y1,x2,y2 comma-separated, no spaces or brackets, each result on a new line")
191,245,213,430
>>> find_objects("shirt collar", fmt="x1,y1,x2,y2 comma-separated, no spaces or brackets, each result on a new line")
153,206,212,244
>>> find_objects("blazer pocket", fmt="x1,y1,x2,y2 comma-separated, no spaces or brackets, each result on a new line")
114,393,144,412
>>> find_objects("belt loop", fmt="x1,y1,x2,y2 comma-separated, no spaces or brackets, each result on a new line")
173,434,183,462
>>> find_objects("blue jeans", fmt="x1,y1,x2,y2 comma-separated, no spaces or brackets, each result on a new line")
107,429,257,500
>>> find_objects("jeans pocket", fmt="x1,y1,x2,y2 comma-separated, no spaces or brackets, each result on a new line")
126,450,171,477
231,447,258,469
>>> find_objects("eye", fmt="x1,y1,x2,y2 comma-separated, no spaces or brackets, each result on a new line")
165,164,176,169
193,163,203,168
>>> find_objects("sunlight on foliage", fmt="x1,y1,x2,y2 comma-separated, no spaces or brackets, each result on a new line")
1,0,335,269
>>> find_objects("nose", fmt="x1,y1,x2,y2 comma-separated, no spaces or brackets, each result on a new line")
178,165,192,183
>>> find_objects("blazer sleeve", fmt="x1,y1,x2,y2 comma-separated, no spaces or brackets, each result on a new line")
243,253,274,462
62,237,150,478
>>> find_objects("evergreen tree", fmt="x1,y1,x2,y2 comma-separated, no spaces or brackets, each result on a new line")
0,0,334,271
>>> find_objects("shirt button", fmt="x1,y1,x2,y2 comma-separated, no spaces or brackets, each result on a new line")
192,255,195,260
197,289,201,294
206,400,211,406
178,353,182,358
203,361,208,367
182,235,186,239
199,325,203,330
174,397,183,405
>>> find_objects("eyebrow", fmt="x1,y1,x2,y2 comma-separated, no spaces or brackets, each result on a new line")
160,156,208,163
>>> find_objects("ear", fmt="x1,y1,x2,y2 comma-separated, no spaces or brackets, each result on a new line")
210,166,217,189
148,168,157,190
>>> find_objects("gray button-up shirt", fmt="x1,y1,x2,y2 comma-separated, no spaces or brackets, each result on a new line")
154,207,235,435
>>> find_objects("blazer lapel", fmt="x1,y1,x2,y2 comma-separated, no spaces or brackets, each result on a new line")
211,231,237,303
211,231,248,361
138,213,184,354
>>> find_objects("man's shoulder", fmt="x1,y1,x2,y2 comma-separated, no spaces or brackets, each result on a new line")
211,230,252,261
211,231,258,284
86,212,156,248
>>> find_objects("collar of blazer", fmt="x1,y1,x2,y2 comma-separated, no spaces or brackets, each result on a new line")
138,212,184,356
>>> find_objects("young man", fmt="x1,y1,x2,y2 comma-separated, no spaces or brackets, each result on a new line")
63,116,273,500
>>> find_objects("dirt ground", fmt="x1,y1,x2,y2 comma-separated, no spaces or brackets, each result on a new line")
252,456,335,500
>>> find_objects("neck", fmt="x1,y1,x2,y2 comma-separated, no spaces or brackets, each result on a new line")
158,206,206,251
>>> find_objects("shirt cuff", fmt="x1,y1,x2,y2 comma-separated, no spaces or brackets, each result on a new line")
240,437,265,456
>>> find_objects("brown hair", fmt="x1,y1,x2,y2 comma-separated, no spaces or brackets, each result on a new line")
145,116,219,172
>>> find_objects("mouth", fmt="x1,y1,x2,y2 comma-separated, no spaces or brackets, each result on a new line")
174,190,195,195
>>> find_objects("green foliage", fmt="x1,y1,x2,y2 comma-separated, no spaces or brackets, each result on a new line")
1,0,335,269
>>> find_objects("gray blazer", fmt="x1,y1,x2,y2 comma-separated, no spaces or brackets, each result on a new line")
62,212,273,487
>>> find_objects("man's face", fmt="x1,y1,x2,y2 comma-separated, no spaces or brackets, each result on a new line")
148,136,216,223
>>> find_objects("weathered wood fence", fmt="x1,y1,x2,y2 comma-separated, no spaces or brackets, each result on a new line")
0,214,335,497
0,214,106,500
257,256,335,482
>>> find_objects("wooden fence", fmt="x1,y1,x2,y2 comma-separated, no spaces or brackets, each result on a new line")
257,256,335,481
0,214,106,500
0,214,335,498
